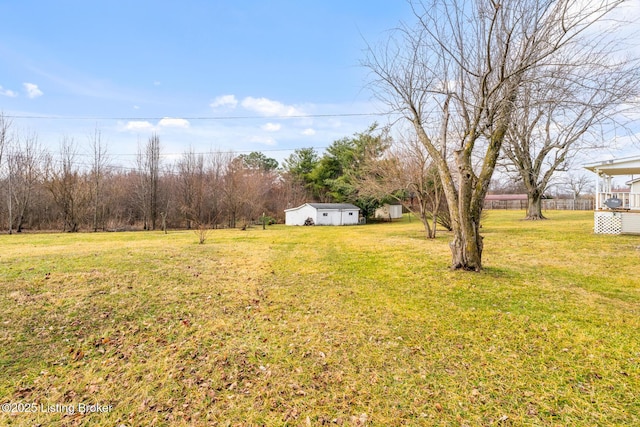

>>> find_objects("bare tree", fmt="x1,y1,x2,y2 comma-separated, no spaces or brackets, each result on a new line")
46,138,90,232
221,155,243,228
136,134,161,230
219,153,279,228
278,172,309,212
205,150,229,227
502,53,639,219
7,132,46,232
360,132,447,238
105,170,137,231
194,223,210,244
365,0,630,270
563,172,594,205
89,128,110,231
241,168,274,226
0,113,11,232
177,149,206,229
0,113,9,172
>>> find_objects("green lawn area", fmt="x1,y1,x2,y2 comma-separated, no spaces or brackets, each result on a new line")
1,210,639,426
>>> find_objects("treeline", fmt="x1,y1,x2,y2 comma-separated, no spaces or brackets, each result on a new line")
0,116,394,233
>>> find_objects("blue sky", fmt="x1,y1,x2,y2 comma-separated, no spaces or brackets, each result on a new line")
2,1,639,172
0,1,412,165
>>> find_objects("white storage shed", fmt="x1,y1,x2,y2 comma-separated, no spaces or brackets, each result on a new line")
285,203,360,226
374,204,403,220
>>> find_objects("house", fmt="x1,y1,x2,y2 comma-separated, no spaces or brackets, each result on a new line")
374,204,403,220
627,177,640,194
584,155,640,234
285,203,360,226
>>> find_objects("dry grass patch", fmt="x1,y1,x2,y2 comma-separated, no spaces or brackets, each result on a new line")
1,212,640,425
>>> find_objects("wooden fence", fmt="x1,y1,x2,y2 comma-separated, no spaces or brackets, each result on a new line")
484,198,594,211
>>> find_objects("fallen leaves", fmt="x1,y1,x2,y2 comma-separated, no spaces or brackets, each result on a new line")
69,347,84,361
3,216,640,426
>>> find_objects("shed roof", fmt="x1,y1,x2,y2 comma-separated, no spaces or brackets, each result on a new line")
284,203,360,212
307,203,360,210
584,155,640,176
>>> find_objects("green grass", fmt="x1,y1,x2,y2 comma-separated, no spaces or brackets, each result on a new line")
1,211,639,426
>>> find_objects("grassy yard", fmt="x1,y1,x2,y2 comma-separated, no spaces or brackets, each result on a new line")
1,210,639,426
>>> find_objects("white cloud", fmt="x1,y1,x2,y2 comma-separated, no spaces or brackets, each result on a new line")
301,128,316,136
241,96,304,117
23,82,43,99
122,118,190,133
158,117,190,128
0,85,18,97
125,121,154,132
262,122,281,132
210,94,238,109
249,135,277,146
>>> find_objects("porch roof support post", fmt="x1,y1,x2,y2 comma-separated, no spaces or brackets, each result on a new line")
595,169,600,210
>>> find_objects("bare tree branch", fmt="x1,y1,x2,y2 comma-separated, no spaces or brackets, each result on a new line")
364,0,632,270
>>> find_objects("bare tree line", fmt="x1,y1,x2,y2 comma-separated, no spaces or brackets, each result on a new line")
0,117,297,233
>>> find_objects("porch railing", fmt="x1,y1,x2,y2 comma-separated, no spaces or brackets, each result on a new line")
596,192,640,210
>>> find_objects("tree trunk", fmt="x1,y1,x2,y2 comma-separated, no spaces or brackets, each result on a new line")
415,196,435,239
443,147,487,271
16,215,24,233
419,210,434,238
449,205,484,271
525,191,546,220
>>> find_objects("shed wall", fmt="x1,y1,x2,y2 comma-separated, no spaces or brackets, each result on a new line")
375,204,403,219
315,210,341,225
285,205,317,225
341,210,359,225
315,209,359,225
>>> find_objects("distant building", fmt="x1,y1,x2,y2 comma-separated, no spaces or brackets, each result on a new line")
374,204,403,220
285,203,360,226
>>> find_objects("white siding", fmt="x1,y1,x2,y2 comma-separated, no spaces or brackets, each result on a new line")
316,210,341,225
375,204,402,219
285,204,317,225
285,203,360,226
388,205,402,219
341,210,358,225
315,209,358,225
621,213,640,234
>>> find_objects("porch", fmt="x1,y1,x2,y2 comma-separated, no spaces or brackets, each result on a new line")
584,155,640,235
594,191,640,211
